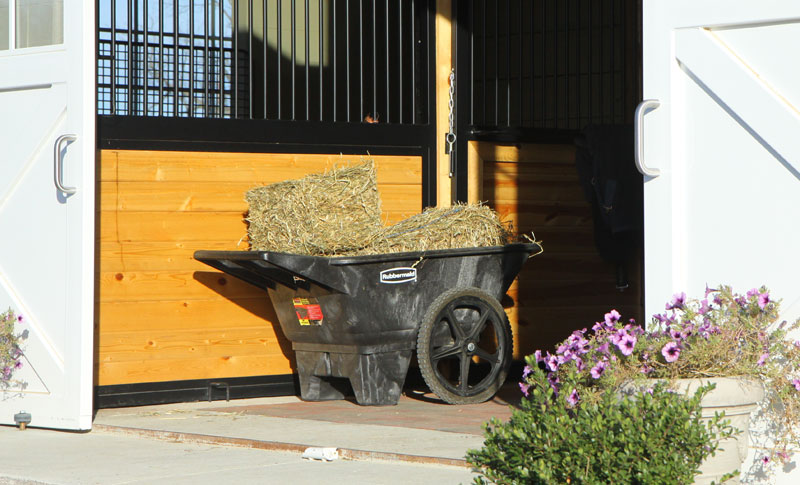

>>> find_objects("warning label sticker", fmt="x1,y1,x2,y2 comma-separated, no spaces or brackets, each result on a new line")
293,297,324,326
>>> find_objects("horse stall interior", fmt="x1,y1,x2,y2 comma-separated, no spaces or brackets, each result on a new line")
93,0,644,406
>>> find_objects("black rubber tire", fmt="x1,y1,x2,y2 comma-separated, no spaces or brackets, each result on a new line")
416,287,513,404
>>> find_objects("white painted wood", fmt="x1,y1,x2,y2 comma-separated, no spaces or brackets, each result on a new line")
0,0,94,430
644,2,800,482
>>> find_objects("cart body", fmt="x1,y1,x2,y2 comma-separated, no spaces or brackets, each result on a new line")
195,243,539,405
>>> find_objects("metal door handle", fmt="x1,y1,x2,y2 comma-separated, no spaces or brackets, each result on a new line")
54,134,78,195
634,99,661,177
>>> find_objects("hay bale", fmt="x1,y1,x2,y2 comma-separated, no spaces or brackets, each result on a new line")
245,160,382,255
358,203,513,255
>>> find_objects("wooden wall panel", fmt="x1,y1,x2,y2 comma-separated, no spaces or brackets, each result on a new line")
97,149,423,386
479,143,644,360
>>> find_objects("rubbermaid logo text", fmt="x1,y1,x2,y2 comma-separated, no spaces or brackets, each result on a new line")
379,267,417,284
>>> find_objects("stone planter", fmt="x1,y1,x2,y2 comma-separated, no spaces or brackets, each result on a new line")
621,377,763,483
669,378,764,484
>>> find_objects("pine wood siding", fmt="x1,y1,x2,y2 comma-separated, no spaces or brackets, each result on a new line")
476,143,644,359
97,150,423,386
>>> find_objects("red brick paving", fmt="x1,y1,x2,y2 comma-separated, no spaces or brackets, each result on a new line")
209,386,522,436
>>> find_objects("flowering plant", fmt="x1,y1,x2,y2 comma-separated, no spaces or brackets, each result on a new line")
0,308,24,387
522,285,800,470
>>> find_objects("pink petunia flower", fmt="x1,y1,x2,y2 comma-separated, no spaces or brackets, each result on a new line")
758,292,771,310
590,360,607,379
519,382,530,397
566,388,580,406
604,310,621,326
662,342,681,363
792,379,800,391
757,353,769,367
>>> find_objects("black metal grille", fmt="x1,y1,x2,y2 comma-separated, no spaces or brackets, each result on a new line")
97,0,432,124
465,0,639,132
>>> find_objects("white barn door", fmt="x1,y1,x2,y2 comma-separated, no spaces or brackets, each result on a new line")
641,1,800,480
0,0,95,430
641,1,800,320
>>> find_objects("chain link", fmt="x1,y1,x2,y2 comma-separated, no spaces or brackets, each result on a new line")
447,69,457,177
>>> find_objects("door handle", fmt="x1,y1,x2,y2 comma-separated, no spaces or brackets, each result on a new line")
634,99,661,177
54,134,78,195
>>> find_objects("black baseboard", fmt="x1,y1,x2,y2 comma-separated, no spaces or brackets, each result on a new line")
95,374,299,409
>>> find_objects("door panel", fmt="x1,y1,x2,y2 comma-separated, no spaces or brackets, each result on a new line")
643,2,800,480
0,0,94,430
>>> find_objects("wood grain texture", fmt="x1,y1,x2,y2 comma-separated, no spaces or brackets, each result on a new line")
97,149,422,385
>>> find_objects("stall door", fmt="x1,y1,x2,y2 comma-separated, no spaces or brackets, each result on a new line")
0,0,95,430
640,1,800,324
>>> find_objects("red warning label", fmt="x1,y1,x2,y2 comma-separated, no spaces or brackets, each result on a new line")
292,297,324,326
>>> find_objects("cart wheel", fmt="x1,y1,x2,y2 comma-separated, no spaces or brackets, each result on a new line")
416,287,513,404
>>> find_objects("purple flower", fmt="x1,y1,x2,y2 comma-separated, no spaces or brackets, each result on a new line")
747,288,761,298
566,388,580,406
757,353,769,367
519,382,530,397
595,342,610,355
762,456,770,465
545,353,559,372
641,365,653,375
590,360,607,379
14,361,22,370
670,328,683,340
704,284,715,298
617,334,637,356
604,310,621,326
574,357,585,372
533,350,543,363
758,292,771,310
643,388,654,395
792,379,800,392
698,299,711,315
522,365,533,378
16,314,23,322
662,342,681,363
666,292,686,310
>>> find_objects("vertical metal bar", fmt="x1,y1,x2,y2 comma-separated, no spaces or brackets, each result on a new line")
552,0,557,127
219,0,224,117
469,0,474,125
385,0,389,122
410,0,415,124
506,0,510,127
319,0,324,120
205,0,210,117
174,0,179,114
333,0,337,121
277,0,282,118
268,0,269,120
234,0,239,118
143,0,149,115
346,0,350,122
518,0,523,126
372,0,376,120
529,0,533,127
539,0,545,125
359,0,363,121
610,0,616,123
494,0,498,126
248,0,253,118
111,0,117,114
306,0,310,121
482,0,486,125
587,0,592,124
190,0,195,116
158,0,164,116
292,0,296,119
127,0,133,115
397,0,402,123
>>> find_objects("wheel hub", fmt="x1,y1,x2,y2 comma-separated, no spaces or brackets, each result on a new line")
466,342,476,353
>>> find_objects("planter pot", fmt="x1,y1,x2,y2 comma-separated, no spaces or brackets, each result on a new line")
624,377,763,484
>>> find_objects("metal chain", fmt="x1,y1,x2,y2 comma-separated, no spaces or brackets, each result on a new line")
447,68,457,177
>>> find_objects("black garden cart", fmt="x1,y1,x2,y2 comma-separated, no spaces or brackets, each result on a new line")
194,242,540,406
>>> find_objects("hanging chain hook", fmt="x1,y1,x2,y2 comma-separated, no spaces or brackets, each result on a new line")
447,69,457,177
